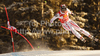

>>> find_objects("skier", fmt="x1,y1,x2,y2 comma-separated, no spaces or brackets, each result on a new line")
50,4,98,43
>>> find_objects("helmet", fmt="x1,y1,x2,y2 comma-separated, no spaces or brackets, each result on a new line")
60,4,67,11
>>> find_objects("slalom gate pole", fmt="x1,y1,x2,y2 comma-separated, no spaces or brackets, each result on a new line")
10,31,15,52
5,7,15,52
2,7,34,51
16,32,34,49
1,26,34,49
5,7,9,21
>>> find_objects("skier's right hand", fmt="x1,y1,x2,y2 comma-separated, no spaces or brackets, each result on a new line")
49,23,53,27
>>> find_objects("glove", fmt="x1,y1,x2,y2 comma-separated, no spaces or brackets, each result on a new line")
49,23,53,27
71,13,76,17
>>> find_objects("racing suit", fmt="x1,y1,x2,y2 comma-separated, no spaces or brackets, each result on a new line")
50,8,91,42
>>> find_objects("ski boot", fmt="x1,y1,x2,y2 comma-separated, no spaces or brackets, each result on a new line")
89,35,98,42
80,37,86,43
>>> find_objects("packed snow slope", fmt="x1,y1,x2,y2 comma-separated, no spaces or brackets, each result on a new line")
0,50,100,56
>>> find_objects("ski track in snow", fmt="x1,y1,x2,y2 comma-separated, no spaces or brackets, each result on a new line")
0,50,100,56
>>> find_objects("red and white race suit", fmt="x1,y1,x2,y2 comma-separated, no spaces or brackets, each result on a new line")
50,8,91,40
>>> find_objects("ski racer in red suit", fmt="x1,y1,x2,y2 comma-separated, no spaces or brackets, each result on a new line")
50,4,98,43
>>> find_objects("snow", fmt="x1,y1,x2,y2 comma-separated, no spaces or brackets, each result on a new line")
0,50,100,56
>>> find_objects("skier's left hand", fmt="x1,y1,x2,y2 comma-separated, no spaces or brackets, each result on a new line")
71,13,76,17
